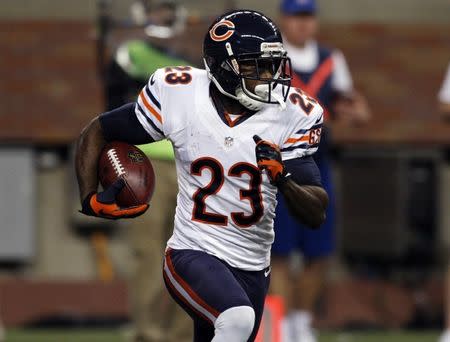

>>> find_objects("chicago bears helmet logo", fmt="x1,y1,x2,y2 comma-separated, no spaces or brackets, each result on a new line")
209,20,235,42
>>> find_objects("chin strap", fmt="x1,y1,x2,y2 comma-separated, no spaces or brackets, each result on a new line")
236,84,287,111
236,87,265,111
205,58,287,111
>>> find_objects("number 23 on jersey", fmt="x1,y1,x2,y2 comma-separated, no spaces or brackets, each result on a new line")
191,157,264,228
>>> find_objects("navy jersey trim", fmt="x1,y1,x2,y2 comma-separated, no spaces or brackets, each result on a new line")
136,103,164,136
145,85,161,110
295,128,309,135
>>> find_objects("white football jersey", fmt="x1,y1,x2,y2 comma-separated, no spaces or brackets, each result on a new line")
134,66,323,271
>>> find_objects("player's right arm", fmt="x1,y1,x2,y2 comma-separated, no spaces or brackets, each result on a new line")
75,116,106,203
75,103,155,219
76,69,167,218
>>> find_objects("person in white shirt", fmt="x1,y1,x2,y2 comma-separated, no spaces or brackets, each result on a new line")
438,62,450,117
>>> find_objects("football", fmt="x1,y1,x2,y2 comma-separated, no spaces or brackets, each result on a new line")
98,141,155,207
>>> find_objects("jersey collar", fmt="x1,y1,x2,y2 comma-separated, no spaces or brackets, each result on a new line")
209,84,256,127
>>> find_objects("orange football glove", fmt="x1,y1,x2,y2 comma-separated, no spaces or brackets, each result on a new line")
253,135,288,186
81,179,149,219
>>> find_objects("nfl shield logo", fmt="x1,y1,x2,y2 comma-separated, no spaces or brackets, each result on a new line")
224,136,234,147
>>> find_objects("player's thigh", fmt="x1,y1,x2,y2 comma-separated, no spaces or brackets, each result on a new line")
231,266,271,341
163,249,253,325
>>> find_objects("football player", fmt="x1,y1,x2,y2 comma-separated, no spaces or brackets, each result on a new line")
75,10,328,342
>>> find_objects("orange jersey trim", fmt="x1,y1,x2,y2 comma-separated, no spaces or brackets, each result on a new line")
284,135,310,144
139,91,162,124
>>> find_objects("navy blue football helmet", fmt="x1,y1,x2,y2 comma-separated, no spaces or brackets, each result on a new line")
203,10,292,110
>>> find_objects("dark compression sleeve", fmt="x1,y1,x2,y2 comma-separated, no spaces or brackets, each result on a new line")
284,156,322,187
99,102,155,144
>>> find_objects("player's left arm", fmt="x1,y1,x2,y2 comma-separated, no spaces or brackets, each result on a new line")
253,136,328,229
279,157,328,229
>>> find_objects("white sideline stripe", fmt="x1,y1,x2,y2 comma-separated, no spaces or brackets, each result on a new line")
163,259,217,323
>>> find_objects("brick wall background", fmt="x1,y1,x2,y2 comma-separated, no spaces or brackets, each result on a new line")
0,21,103,143
1,20,449,144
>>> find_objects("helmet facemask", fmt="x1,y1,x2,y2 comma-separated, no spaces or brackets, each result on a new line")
212,42,292,111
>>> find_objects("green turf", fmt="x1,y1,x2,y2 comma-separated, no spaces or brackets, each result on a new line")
320,331,439,342
5,329,123,342
3,329,440,342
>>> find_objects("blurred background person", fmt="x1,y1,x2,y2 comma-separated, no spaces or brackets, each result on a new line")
438,60,450,342
438,61,450,118
271,0,370,341
105,0,188,109
102,1,192,341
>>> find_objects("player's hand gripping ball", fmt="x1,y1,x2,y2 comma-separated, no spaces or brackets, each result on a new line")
81,142,155,219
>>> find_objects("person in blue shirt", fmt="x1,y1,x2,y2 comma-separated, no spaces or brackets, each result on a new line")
271,1,370,341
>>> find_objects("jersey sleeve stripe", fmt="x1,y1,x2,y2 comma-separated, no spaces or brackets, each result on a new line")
135,103,164,137
284,135,310,144
289,123,322,143
282,146,319,160
309,123,323,130
139,90,162,124
281,142,309,153
295,128,309,135
145,85,161,110
281,142,320,153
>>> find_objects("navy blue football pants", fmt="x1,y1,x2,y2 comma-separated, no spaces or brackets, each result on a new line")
163,248,270,342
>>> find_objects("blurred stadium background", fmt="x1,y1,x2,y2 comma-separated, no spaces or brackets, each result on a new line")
1,0,450,341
